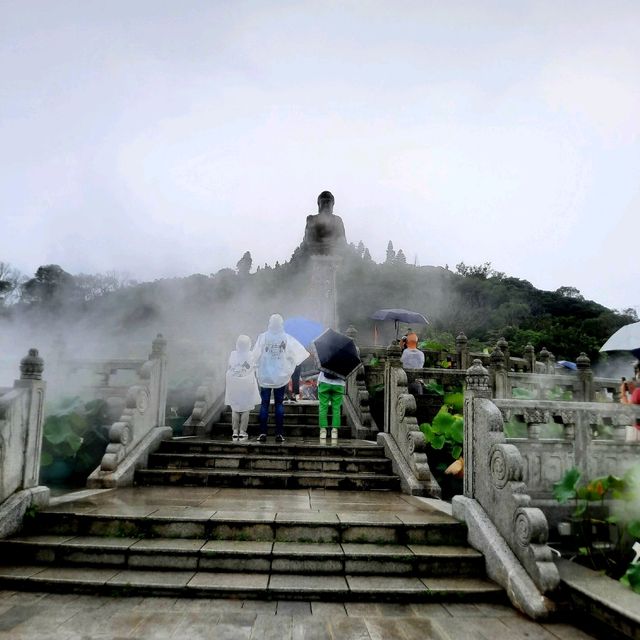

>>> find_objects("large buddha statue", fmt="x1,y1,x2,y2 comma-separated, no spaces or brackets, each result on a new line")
302,191,347,256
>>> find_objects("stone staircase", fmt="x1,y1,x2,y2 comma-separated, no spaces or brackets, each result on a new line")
0,488,504,603
0,403,505,605
136,403,401,491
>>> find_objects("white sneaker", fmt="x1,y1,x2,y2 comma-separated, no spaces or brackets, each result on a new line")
331,428,338,440
319,428,327,439
239,432,248,440
232,432,239,440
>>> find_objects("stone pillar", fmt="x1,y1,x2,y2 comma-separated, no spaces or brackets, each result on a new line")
538,347,550,374
463,360,490,497
15,349,46,490
576,352,593,402
523,344,536,373
149,334,168,428
497,336,510,370
345,324,358,344
308,255,340,330
547,350,556,374
456,332,469,370
489,346,507,399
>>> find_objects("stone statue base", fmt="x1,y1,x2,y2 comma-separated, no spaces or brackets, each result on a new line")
308,255,341,330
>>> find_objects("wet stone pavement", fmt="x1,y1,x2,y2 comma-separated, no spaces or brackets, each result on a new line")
0,590,600,639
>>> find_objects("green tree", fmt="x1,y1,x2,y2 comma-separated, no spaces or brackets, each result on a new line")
385,241,396,264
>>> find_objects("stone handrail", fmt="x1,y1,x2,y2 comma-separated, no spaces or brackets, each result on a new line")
344,365,378,439
87,334,170,487
379,362,441,496
453,360,559,619
0,349,49,537
495,398,640,515
183,376,226,437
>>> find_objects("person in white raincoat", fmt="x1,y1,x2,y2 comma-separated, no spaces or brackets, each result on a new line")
253,314,309,442
225,335,261,440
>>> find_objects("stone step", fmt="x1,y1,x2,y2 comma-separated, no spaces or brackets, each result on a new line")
217,413,330,426
0,565,504,603
221,404,320,417
212,425,342,438
26,511,468,546
135,468,401,490
0,537,485,577
160,440,386,459
147,453,394,474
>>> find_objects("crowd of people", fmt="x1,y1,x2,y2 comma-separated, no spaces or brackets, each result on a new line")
224,314,345,442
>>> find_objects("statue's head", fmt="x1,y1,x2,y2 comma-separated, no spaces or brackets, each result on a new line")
317,191,335,212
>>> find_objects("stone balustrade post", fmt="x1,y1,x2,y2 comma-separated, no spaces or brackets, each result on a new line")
547,350,556,374
497,336,510,370
523,344,536,373
489,346,508,399
149,334,168,428
345,324,358,344
456,332,469,370
538,347,550,375
463,359,491,497
16,349,46,491
576,352,593,402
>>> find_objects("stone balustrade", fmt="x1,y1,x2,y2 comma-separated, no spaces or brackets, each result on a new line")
453,360,560,619
87,334,170,488
0,349,49,537
377,361,441,496
182,376,226,437
496,398,640,520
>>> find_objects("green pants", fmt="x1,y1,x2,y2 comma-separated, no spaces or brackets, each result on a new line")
318,382,345,428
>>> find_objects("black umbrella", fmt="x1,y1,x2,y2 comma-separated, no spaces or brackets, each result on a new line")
370,308,429,339
313,329,361,379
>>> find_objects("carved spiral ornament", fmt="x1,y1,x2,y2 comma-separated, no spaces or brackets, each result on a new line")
514,507,548,546
489,443,522,489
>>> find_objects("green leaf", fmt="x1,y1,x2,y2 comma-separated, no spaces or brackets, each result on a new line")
430,434,446,450
40,451,53,466
451,445,462,460
443,391,464,413
553,467,581,504
573,502,587,517
628,520,640,540
447,416,464,443
423,382,444,396
621,563,640,594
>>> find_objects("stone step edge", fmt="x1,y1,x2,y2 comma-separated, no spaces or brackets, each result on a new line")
0,538,482,559
33,512,461,528
150,453,391,463
136,469,399,480
0,570,505,603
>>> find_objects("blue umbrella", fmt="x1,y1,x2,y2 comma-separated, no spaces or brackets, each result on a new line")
284,317,325,348
557,360,578,371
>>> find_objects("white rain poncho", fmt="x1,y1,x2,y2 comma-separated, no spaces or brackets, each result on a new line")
401,348,425,369
253,314,310,389
225,335,261,412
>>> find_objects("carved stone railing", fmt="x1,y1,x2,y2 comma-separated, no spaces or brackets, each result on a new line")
496,398,640,520
453,360,559,619
0,349,49,537
182,376,225,437
379,362,440,496
87,334,170,487
344,365,378,439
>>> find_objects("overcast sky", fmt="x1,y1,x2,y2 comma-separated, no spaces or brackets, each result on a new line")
1,0,638,312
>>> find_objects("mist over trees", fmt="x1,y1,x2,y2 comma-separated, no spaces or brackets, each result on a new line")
0,239,637,367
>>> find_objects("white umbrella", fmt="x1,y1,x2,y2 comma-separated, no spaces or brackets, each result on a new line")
600,322,640,359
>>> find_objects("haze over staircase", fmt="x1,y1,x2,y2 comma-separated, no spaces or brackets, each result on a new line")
0,402,504,605
137,402,401,491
